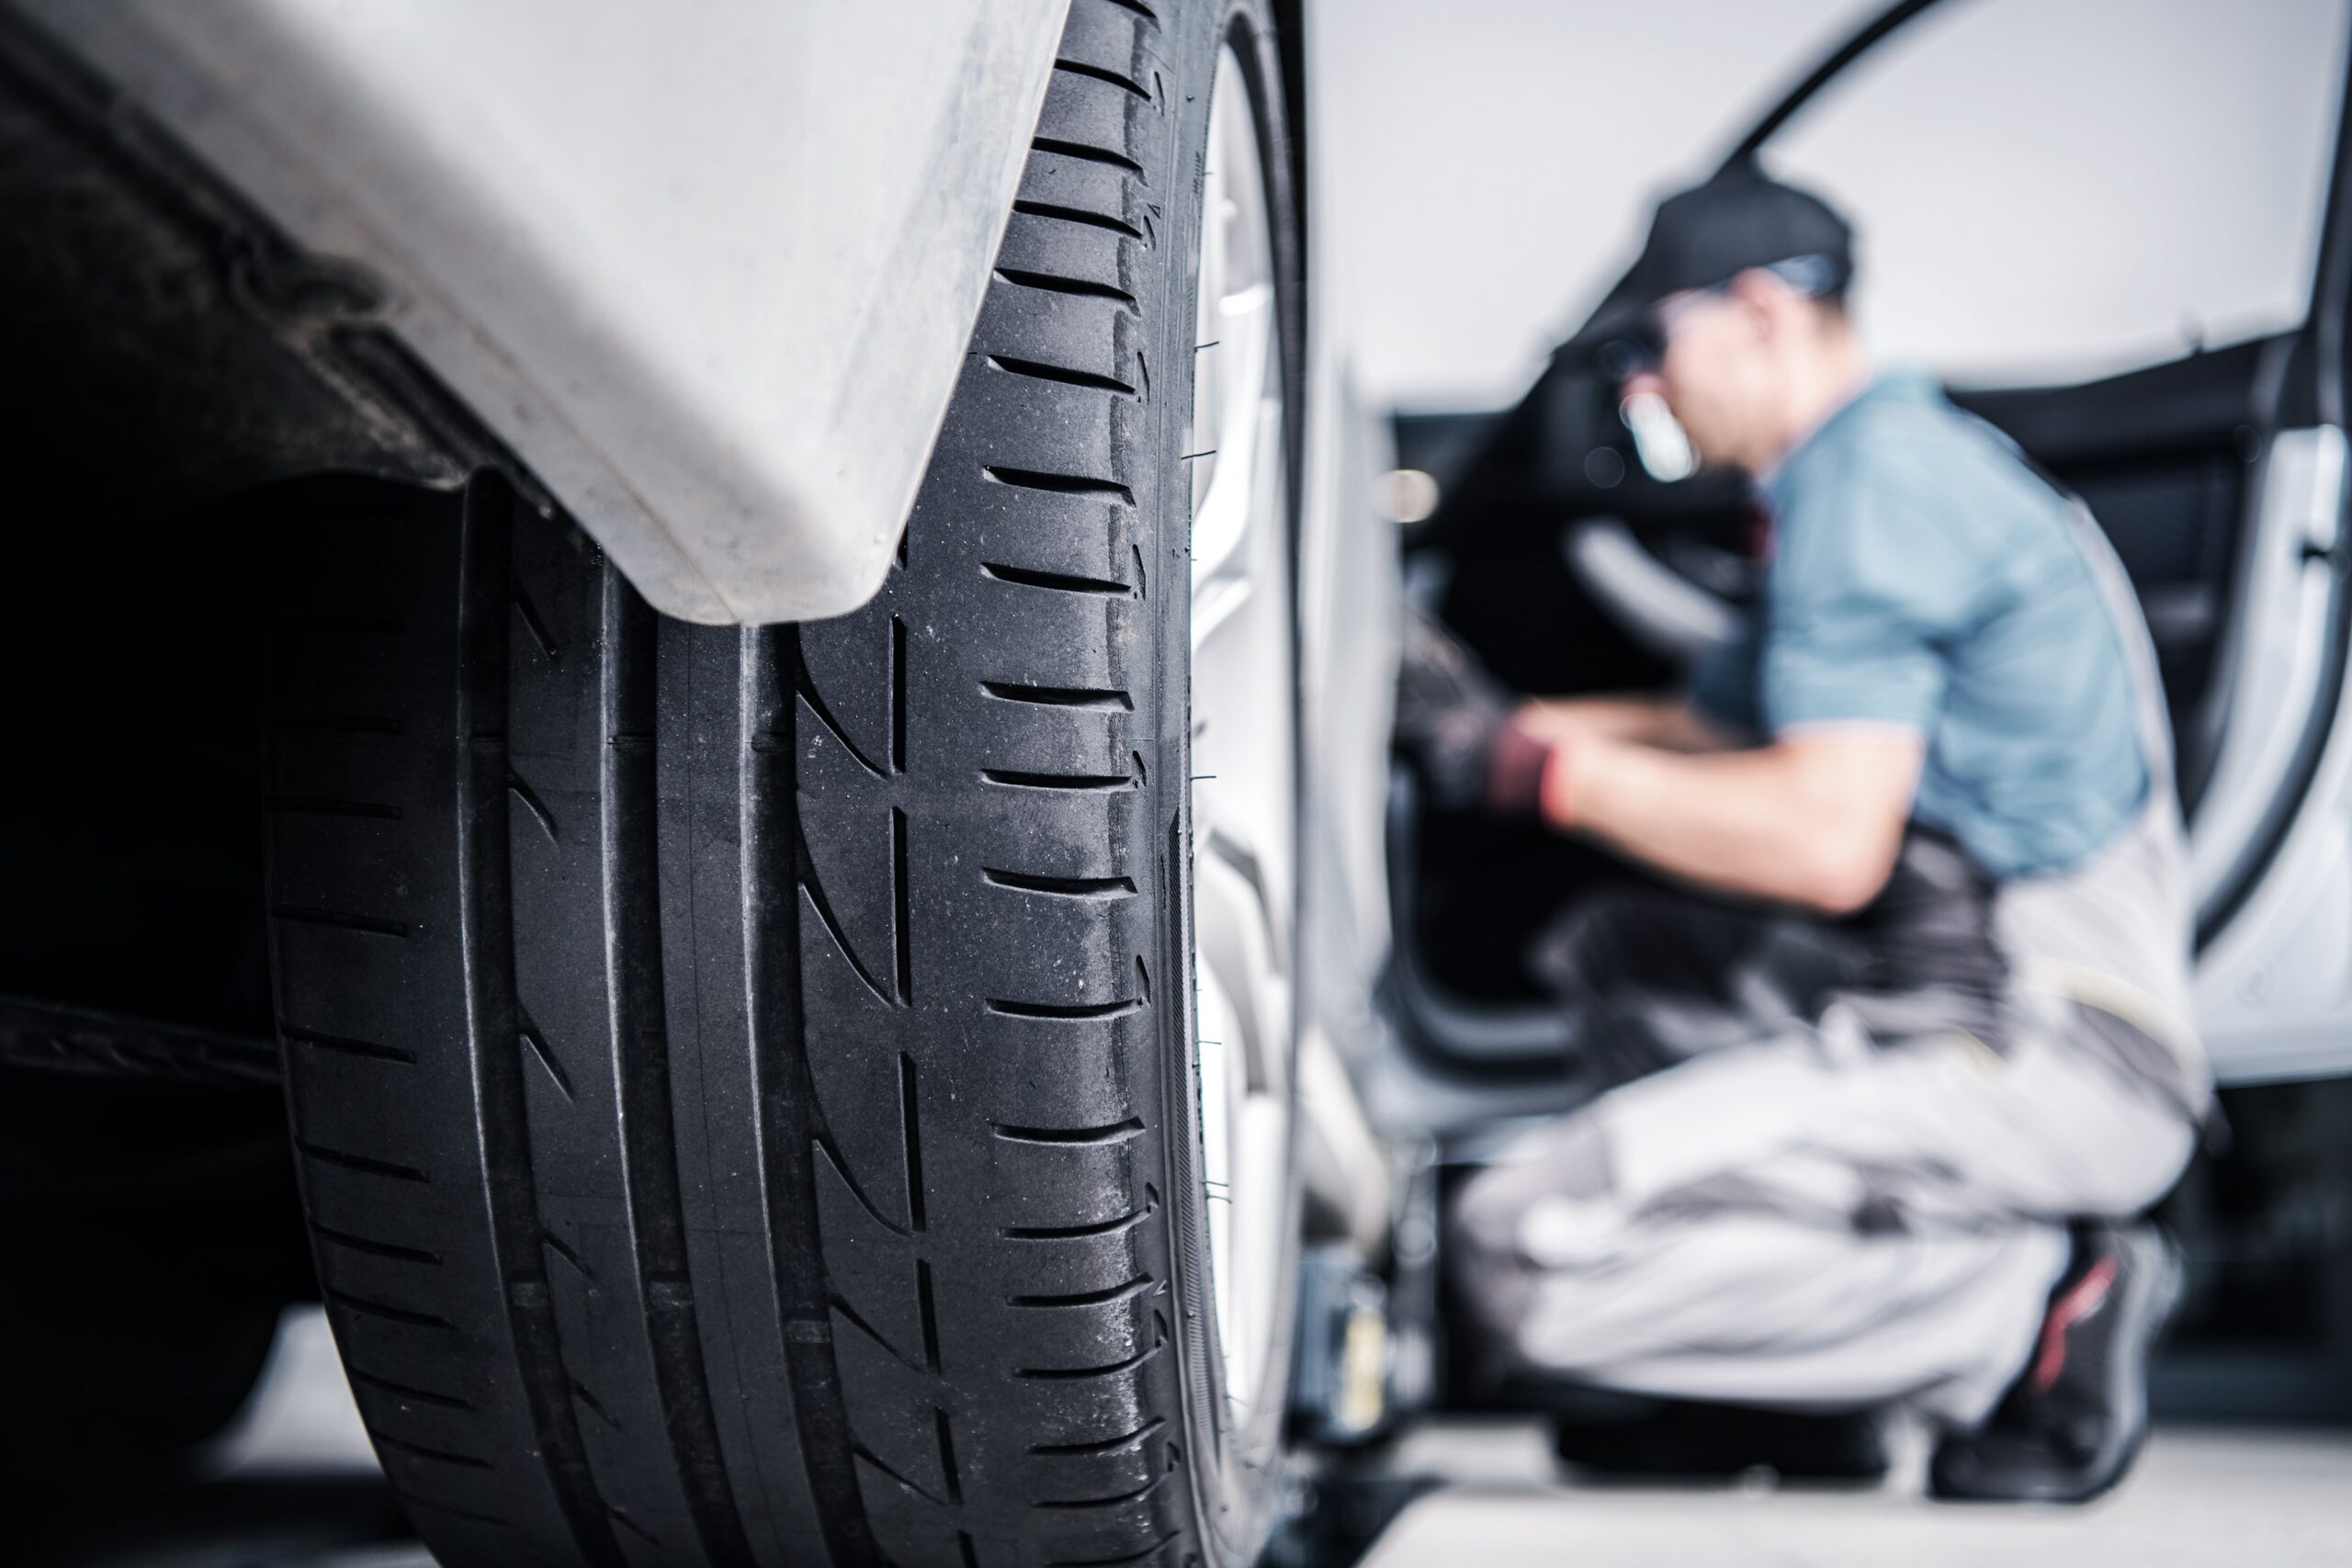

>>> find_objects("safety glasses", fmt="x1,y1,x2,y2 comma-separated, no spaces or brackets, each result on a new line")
1599,254,1843,380
1601,287,1723,379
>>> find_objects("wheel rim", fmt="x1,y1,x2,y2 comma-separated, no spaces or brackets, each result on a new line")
1188,39,1293,1431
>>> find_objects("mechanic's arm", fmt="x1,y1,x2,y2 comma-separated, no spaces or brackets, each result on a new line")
1544,725,1923,914
1514,694,1734,753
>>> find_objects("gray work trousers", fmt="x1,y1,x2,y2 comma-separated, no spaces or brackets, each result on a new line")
1453,1017,2193,1425
1452,816,2202,1427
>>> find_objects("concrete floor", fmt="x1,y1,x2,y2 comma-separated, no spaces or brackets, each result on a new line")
16,1310,2348,1566
1359,1417,2352,1568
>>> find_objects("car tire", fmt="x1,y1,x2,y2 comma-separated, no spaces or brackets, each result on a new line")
261,3,1303,1564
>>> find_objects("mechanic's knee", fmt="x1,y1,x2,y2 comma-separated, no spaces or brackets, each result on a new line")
1449,1160,1525,1276
1447,1164,1541,1341
2082,1105,2200,1218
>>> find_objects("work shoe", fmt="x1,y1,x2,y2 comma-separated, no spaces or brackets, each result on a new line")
1929,1222,2181,1504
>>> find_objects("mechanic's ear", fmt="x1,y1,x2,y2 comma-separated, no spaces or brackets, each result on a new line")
1620,368,1667,402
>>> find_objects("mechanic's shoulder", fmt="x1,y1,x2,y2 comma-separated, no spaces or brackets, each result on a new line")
1839,378,1982,477
1839,389,2054,536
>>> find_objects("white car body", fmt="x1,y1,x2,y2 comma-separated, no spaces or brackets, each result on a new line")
15,0,1068,626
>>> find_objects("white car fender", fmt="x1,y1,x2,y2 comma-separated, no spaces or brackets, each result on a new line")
13,0,1069,625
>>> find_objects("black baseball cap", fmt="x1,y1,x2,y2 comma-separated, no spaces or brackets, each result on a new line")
1564,162,1854,370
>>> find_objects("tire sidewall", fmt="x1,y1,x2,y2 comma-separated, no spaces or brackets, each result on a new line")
1152,3,1308,1561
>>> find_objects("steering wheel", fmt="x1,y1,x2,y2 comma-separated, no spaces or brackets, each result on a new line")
1561,515,1752,663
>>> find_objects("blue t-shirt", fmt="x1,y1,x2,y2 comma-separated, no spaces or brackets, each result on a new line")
1689,371,2150,882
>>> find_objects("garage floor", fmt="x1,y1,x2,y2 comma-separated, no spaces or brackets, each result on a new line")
13,1311,2349,1566
1353,1416,2352,1568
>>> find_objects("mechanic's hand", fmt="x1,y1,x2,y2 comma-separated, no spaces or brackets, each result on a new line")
1484,713,1555,817
1394,605,1509,809
1396,606,1534,814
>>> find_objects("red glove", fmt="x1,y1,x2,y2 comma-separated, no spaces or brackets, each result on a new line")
1487,715,1582,829
1485,714,1555,817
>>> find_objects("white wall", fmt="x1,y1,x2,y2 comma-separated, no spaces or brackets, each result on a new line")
1314,0,2349,411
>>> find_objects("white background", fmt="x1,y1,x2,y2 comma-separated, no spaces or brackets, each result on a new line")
1313,0,2350,410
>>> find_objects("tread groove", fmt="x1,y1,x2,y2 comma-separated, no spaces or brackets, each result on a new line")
570,1379,621,1431
831,1292,928,1375
994,266,1139,307
540,1229,598,1282
889,615,909,773
323,1287,456,1331
507,769,560,843
1014,1343,1165,1382
297,1138,431,1184
985,996,1145,1021
350,1370,475,1410
1011,198,1145,241
454,478,629,1568
981,466,1136,504
1008,1274,1156,1310
1030,1418,1165,1458
373,1433,496,1471
918,1259,942,1373
1033,134,1147,176
980,768,1138,794
982,868,1137,898
892,807,914,1006
854,1443,946,1507
608,1508,662,1550
934,1407,962,1505
311,1221,444,1266
511,586,561,663
992,1117,1145,1145
1002,1203,1154,1242
1039,1472,1170,1511
281,1023,416,1064
600,572,759,1568
1052,57,1152,100
899,1053,927,1232
794,643,888,777
815,1134,913,1240
986,354,1137,395
517,1016,574,1101
746,624,886,1565
980,681,1134,711
797,827,899,1008
982,562,1136,597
